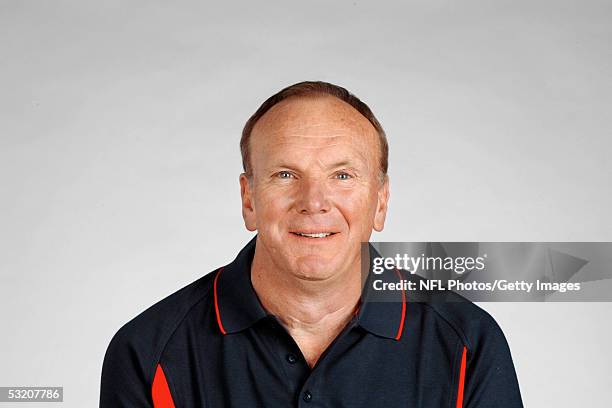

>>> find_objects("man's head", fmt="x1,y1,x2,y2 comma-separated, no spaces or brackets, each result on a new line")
239,81,390,281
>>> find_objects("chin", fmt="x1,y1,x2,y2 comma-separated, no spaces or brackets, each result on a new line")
292,256,339,281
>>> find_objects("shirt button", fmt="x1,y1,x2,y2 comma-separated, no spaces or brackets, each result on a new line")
302,390,312,402
286,354,297,364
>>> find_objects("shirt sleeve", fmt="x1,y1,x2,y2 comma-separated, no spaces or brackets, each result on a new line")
460,313,523,408
99,326,154,407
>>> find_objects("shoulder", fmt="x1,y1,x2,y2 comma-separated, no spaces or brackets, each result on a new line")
102,270,218,381
415,288,523,405
401,272,507,351
420,289,508,352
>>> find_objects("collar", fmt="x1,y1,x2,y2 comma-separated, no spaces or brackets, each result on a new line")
213,236,267,334
357,243,407,340
213,236,406,340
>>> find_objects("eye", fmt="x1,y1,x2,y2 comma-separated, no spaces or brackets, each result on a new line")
335,172,352,180
277,171,294,179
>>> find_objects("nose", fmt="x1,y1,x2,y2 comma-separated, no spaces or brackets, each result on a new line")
296,177,331,215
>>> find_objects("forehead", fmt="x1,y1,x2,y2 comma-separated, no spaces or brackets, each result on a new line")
250,95,380,165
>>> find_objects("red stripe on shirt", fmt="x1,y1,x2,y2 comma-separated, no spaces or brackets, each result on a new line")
213,267,227,335
152,364,176,408
393,268,407,340
456,346,468,408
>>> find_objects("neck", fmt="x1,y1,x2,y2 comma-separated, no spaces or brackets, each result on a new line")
250,240,363,367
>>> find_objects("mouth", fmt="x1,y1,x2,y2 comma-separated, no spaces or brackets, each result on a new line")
290,231,339,239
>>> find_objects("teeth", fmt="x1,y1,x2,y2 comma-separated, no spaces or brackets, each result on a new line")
296,232,332,238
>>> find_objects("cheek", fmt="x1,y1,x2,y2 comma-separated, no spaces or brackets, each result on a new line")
253,186,293,228
332,187,377,229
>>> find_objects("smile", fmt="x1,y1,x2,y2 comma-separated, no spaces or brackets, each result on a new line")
290,232,338,238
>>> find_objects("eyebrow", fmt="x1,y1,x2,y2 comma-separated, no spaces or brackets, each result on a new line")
328,160,353,169
269,160,362,172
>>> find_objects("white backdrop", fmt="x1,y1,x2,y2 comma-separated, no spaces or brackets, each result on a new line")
1,1,611,406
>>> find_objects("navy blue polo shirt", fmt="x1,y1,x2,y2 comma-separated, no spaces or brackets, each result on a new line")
100,236,523,407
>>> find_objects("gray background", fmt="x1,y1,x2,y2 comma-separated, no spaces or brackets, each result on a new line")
1,0,611,406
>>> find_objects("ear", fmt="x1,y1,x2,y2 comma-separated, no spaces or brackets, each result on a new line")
373,175,389,232
239,173,257,231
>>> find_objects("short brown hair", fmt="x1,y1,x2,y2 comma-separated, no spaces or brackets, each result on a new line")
240,81,388,180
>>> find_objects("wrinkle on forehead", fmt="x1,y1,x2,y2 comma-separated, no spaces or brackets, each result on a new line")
266,137,372,172
250,95,380,170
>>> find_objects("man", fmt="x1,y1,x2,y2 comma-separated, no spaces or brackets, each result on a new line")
100,81,523,407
